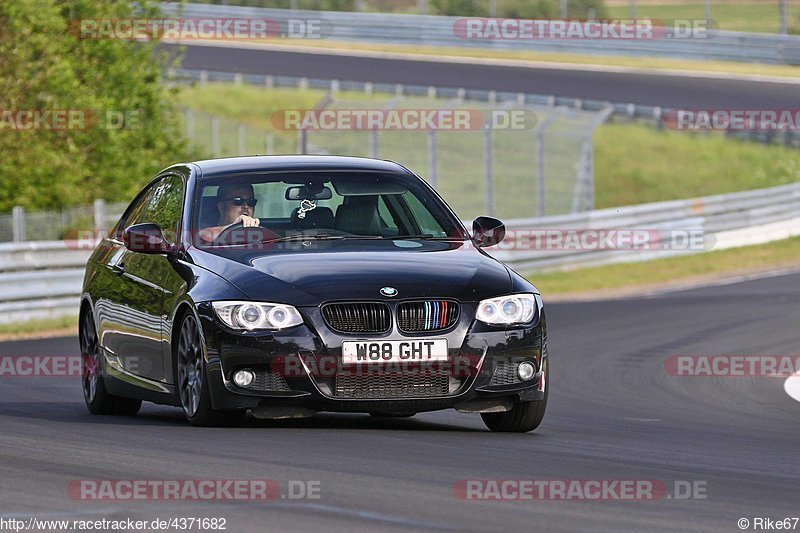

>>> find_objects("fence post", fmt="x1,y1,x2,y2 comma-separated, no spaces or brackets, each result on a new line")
370,128,379,158
534,113,561,217
297,129,307,154
572,137,594,213
12,206,25,242
266,131,274,155
653,106,663,131
427,130,438,187
572,106,613,213
211,116,220,156
780,0,788,35
237,123,246,155
93,199,105,234
184,108,195,144
484,127,493,216
233,72,243,85
200,70,208,86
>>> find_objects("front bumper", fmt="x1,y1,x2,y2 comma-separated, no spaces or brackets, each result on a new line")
197,302,547,414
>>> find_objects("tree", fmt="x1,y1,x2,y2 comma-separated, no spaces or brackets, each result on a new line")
0,0,186,212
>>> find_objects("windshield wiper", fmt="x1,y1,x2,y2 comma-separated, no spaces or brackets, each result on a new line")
262,234,345,243
392,234,458,240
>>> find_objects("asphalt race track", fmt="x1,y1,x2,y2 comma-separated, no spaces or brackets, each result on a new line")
1,272,798,531
173,43,800,109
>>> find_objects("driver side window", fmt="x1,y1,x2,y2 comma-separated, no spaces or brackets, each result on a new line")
142,175,185,244
114,187,155,240
115,175,185,243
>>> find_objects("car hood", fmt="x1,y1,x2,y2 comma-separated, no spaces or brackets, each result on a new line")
189,239,512,306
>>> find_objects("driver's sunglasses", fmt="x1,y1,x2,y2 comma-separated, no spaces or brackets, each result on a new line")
225,197,258,207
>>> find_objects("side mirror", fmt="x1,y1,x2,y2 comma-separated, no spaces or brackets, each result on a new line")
472,216,505,248
124,223,173,254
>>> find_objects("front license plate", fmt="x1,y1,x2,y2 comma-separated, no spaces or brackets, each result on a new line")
342,339,448,364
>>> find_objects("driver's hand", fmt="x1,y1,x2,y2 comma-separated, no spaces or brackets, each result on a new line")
232,215,260,227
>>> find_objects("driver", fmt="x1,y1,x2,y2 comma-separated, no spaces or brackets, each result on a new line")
199,183,261,242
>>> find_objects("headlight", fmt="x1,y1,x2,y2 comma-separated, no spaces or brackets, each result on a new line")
211,301,304,331
476,294,537,325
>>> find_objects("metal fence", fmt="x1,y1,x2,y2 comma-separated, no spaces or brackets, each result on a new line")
163,2,800,65
0,200,128,244
179,71,614,220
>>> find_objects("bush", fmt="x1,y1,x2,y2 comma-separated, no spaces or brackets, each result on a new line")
0,0,186,212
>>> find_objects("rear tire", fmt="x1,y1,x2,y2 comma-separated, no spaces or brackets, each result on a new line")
481,359,548,433
80,307,142,416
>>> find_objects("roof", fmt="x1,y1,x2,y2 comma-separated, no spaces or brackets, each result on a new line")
188,155,409,179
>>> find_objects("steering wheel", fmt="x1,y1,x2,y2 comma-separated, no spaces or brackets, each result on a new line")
213,221,278,246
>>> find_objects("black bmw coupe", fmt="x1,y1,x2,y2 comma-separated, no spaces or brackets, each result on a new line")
79,156,549,431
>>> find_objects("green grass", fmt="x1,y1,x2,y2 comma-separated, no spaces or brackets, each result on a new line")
594,122,800,208
525,236,800,296
0,315,77,338
606,2,800,34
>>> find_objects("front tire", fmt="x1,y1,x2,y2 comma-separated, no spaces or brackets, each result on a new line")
175,311,245,427
80,308,141,416
481,359,548,433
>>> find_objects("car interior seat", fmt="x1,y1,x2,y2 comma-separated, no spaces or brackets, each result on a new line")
334,196,381,235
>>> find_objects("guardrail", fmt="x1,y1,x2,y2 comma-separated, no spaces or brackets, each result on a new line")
1,181,798,324
162,3,800,65
491,181,800,271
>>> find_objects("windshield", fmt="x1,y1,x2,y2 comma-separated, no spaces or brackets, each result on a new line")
192,171,468,247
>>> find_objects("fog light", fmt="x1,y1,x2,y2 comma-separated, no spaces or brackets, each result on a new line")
517,362,535,381
233,369,255,387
